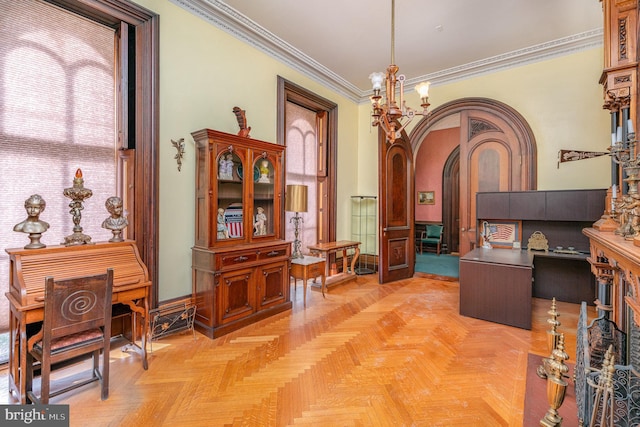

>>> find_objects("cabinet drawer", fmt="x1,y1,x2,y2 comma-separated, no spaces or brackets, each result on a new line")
307,261,325,276
258,248,288,260
220,251,258,267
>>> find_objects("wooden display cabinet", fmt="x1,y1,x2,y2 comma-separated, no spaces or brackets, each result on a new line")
191,129,291,338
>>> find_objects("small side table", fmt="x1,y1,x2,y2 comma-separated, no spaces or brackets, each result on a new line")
290,256,326,306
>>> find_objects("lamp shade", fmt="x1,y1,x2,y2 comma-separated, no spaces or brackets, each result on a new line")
285,184,308,213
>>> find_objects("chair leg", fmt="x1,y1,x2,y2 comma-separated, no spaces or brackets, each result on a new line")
93,350,100,378
40,359,50,404
25,352,34,404
101,347,110,401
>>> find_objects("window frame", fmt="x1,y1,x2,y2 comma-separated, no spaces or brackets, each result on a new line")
45,0,160,307
277,77,337,245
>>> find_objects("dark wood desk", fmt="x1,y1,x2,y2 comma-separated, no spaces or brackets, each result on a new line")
307,241,360,288
459,248,534,329
5,241,151,403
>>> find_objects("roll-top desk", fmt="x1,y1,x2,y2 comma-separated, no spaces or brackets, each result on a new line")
5,240,151,403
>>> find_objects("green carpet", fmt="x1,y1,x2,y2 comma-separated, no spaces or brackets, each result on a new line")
415,253,459,278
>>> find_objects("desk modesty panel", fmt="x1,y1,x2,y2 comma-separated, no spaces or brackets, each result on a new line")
459,248,534,330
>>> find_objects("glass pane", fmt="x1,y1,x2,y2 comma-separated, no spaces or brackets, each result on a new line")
253,158,274,236
217,150,243,240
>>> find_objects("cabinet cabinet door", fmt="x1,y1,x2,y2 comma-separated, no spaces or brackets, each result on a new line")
257,261,288,310
476,192,510,219
216,148,246,242
252,157,275,238
545,190,606,221
218,267,255,325
509,191,546,220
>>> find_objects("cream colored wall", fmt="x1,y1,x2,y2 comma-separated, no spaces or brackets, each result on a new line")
137,0,609,301
357,47,611,195
134,0,359,301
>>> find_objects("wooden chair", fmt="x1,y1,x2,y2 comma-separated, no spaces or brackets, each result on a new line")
420,224,444,255
25,269,114,404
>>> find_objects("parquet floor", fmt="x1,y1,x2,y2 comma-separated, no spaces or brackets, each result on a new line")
0,273,588,426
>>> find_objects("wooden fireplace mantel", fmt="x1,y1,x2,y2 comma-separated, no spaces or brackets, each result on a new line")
583,227,640,326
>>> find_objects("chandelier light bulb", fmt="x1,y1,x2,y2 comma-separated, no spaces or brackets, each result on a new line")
415,81,431,99
369,72,385,91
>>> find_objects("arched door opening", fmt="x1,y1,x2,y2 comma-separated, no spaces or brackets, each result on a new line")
410,98,537,257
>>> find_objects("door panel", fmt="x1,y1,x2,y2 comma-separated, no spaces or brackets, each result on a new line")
379,134,415,283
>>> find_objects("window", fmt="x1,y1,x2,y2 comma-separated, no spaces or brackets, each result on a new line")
278,77,337,247
0,0,159,338
285,102,319,250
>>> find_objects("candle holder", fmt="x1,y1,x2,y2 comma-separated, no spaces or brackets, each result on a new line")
537,298,561,379
62,168,93,246
540,333,570,427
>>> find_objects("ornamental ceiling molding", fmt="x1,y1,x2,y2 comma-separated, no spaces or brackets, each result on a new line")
173,0,603,104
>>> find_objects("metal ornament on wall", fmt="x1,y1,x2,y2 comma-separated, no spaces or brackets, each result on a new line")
171,138,185,172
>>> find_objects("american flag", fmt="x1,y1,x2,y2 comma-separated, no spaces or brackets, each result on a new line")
224,204,244,238
227,221,243,238
489,224,514,241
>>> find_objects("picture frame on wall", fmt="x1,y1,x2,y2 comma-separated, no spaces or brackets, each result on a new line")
482,220,522,249
418,191,435,205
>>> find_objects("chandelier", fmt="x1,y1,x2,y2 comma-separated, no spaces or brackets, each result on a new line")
370,0,431,143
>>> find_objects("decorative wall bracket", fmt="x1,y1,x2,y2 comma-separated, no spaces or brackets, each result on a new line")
171,138,185,172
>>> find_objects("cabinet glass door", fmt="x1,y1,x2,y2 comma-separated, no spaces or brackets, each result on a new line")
253,157,274,237
217,150,244,240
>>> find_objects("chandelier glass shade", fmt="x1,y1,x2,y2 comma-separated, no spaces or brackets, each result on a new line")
370,0,431,143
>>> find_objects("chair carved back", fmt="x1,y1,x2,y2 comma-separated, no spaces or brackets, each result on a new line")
44,270,113,347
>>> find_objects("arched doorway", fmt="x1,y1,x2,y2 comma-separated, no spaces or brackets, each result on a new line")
443,146,460,253
410,98,537,256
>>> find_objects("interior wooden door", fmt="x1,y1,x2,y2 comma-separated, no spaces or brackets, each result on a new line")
458,110,528,255
378,132,415,283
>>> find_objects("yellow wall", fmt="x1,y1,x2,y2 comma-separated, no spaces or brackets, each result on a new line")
134,0,359,301
357,47,611,196
137,0,610,302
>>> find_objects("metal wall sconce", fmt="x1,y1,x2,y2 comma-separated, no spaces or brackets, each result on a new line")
171,138,185,172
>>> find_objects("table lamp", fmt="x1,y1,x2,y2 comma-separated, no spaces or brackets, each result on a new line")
285,184,308,259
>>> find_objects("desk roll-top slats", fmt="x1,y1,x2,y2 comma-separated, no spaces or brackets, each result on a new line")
7,241,150,308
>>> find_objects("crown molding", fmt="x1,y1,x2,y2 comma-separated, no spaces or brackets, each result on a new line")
402,28,605,100
171,0,362,102
172,0,603,104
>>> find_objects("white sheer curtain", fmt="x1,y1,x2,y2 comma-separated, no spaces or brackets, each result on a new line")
285,102,318,254
0,0,117,333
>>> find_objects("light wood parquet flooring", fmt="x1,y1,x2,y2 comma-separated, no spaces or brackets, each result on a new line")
0,273,589,426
